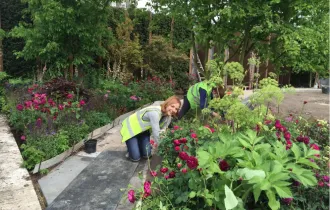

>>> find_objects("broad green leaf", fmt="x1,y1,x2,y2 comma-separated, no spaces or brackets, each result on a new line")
266,190,280,210
253,186,262,202
307,149,320,157
237,168,266,180
260,181,271,190
295,172,317,187
238,139,252,149
291,143,301,160
224,185,238,210
273,186,292,198
189,191,196,198
209,161,222,174
297,158,320,169
273,181,291,187
252,151,262,166
268,172,290,183
197,150,211,166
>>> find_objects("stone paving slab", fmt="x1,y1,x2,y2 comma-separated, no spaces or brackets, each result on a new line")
0,115,41,210
38,156,96,205
47,151,139,210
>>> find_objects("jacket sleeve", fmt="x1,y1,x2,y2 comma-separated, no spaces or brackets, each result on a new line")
143,111,161,144
199,88,208,109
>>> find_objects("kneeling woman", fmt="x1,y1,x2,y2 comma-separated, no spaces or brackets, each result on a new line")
120,96,181,162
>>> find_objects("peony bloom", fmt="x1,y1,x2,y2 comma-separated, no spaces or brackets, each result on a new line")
173,125,180,130
24,101,33,109
296,135,304,142
180,138,187,144
303,136,310,144
58,104,64,110
265,119,272,125
79,100,86,106
182,168,187,173
177,163,182,169
323,175,329,183
275,120,282,129
286,140,292,150
318,181,324,187
173,139,181,146
66,94,73,99
179,151,189,160
183,145,189,151
282,198,293,205
292,180,301,186
190,133,197,138
219,160,230,171
130,95,138,101
169,171,176,178
143,181,152,197
186,156,199,170
16,104,24,111
174,146,180,151
150,139,155,146
310,144,320,150
160,168,168,173
164,175,169,179
150,171,157,177
284,132,291,141
128,190,135,203
21,135,26,141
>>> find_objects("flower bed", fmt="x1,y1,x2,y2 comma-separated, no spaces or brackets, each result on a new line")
126,83,329,210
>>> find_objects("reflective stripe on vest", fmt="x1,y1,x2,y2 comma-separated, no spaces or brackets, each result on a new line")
120,106,163,142
187,82,212,108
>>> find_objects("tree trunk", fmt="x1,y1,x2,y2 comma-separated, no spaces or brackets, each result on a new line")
239,30,250,65
255,60,260,89
314,72,319,88
248,52,255,90
68,54,74,80
224,48,229,88
0,10,3,72
264,35,271,78
148,11,152,44
191,31,199,78
170,16,174,48
309,71,312,87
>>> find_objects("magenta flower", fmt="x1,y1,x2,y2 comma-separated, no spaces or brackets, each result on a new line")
191,133,197,138
284,132,291,141
20,135,26,141
179,151,189,160
182,168,187,173
24,101,33,108
186,156,198,170
282,198,293,205
79,100,86,106
130,95,138,101
127,190,135,203
318,181,324,187
275,120,282,129
16,104,24,111
160,168,168,173
219,160,230,171
173,139,181,146
58,104,64,110
143,181,152,197
173,125,180,130
180,138,187,144
323,175,329,183
169,171,176,178
67,94,73,99
150,171,157,177
174,146,180,151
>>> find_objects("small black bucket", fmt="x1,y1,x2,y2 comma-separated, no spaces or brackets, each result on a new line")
84,139,97,153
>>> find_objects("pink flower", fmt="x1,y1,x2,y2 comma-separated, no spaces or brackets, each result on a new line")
219,160,230,171
21,135,26,141
286,140,292,150
191,133,197,138
179,151,189,160
67,94,73,99
182,168,187,173
173,139,181,146
285,116,293,122
275,120,282,129
282,198,293,205
173,125,180,130
143,181,152,197
284,132,291,141
24,101,33,108
58,104,64,110
150,171,157,177
160,168,168,173
174,146,180,151
164,175,169,179
16,104,24,111
186,156,198,170
310,144,320,150
318,181,324,187
128,190,135,203
104,94,109,98
177,163,182,169
180,138,187,144
265,120,272,125
79,100,86,106
323,175,329,183
150,139,155,146
169,171,176,178
130,95,138,101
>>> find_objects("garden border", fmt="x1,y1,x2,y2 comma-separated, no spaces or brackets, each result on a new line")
32,102,157,174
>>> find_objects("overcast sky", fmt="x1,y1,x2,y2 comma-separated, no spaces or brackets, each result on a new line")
136,0,151,9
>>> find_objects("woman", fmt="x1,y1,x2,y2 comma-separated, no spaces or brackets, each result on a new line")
178,81,220,119
121,96,181,162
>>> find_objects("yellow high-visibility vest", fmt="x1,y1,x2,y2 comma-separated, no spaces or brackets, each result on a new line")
187,81,212,109
120,105,165,142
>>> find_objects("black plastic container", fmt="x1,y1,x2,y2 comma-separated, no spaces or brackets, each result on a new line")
84,139,97,153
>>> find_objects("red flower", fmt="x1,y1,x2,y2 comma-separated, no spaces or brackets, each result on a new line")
175,146,180,151
303,101,307,104
160,168,168,173
303,136,310,144
150,139,155,146
150,171,157,177
21,135,26,141
286,140,292,150
282,198,293,205
169,171,176,178
58,104,64,110
164,175,169,179
182,168,187,173
177,163,182,169
323,175,329,183
310,144,320,150
179,151,189,160
284,132,291,141
173,125,180,130
79,100,86,106
296,135,304,142
186,156,198,170
180,138,187,144
24,101,33,109
173,139,181,146
275,120,282,129
16,104,24,111
318,181,324,187
128,190,135,203
191,133,197,138
219,160,230,171
265,120,272,125
67,94,73,99
143,181,152,197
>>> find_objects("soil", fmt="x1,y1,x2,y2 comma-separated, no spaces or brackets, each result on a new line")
269,91,329,121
